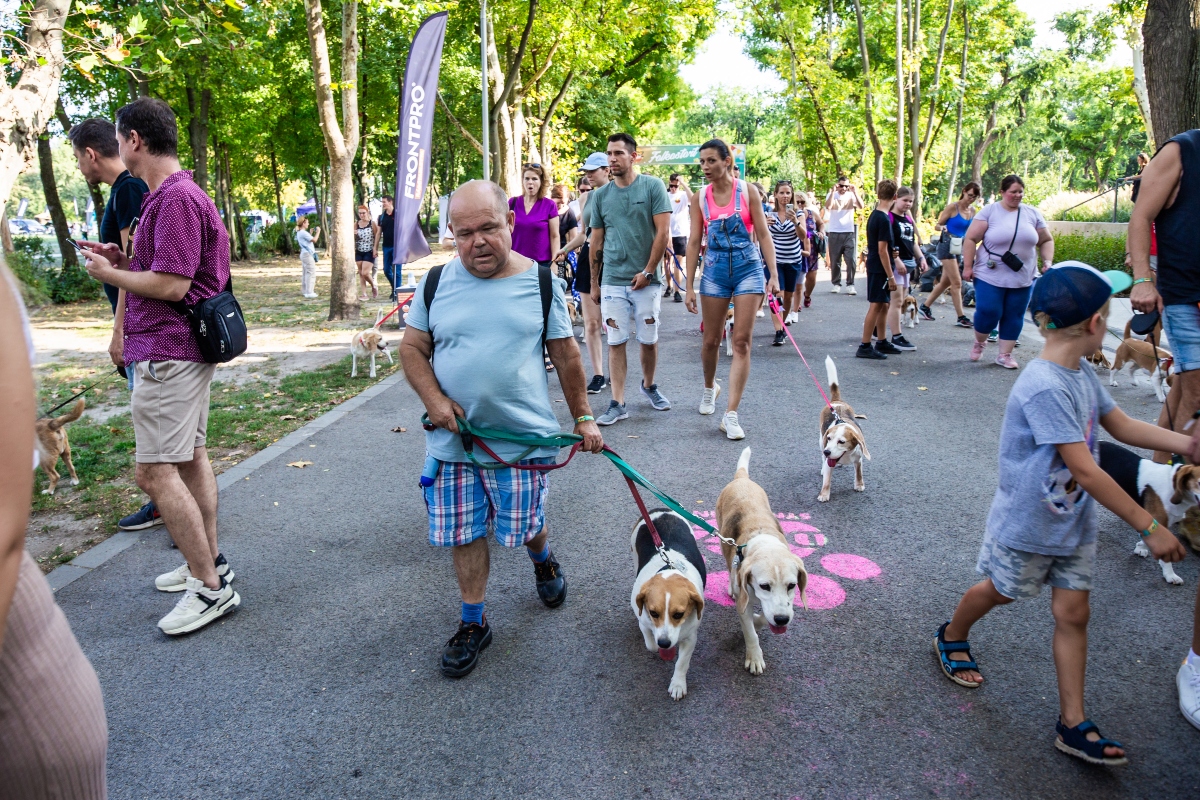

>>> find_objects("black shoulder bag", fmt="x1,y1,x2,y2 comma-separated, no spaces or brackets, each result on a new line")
985,206,1024,272
169,277,248,363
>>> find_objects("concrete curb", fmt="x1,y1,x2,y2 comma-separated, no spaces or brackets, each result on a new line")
47,371,406,592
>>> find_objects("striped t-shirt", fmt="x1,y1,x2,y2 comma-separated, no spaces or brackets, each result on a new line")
767,212,805,263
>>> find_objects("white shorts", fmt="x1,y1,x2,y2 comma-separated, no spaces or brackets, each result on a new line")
600,283,662,346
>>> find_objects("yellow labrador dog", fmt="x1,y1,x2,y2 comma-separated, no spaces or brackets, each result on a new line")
716,447,808,675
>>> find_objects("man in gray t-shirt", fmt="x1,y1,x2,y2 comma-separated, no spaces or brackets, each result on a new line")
586,133,673,425
400,180,603,679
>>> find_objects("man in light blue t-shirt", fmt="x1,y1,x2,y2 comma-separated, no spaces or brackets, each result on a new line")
400,180,603,679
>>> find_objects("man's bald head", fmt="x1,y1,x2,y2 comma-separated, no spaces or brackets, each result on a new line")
448,180,517,278
449,180,508,227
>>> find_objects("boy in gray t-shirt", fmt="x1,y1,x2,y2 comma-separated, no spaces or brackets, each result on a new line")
934,263,1193,767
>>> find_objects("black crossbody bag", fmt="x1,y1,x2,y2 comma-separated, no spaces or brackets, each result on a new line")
169,277,248,363
984,206,1024,272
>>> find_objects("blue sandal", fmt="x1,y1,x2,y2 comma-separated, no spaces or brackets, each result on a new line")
934,621,982,688
1054,719,1128,766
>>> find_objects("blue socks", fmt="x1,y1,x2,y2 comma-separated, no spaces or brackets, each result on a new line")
528,542,550,563
461,601,484,626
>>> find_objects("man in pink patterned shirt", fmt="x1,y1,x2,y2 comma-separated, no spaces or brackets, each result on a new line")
82,98,241,636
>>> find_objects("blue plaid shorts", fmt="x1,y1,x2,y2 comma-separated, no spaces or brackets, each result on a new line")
422,457,554,547
976,536,1095,599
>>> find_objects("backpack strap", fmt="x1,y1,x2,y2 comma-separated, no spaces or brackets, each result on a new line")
423,263,445,313
538,263,552,350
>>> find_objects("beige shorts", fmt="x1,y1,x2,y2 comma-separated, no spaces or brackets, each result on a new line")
131,360,216,463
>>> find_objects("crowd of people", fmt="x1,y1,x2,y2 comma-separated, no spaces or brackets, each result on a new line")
5,105,1200,795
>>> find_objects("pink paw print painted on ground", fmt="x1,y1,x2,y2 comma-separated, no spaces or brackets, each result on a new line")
691,509,880,610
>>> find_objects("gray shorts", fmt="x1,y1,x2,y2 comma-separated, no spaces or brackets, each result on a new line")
131,360,216,463
976,536,1095,599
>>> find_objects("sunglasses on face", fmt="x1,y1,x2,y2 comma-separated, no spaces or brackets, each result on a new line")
579,187,591,192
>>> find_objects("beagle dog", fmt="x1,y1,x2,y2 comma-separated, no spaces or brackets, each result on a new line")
1085,349,1111,370
818,356,870,502
1124,315,1162,348
351,311,394,378
724,303,735,357
1100,442,1200,585
901,295,919,329
716,447,808,675
35,399,84,495
631,510,707,700
1109,338,1173,403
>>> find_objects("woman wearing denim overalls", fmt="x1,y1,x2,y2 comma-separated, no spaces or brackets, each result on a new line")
683,139,779,440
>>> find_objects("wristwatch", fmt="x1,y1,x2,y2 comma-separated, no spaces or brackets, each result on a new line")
642,270,654,281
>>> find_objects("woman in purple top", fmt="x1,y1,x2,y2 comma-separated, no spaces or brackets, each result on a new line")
509,164,559,267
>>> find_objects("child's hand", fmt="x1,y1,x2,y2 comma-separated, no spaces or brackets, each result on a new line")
1146,524,1186,562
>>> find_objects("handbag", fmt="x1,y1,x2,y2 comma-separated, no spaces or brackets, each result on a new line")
169,277,248,364
988,206,1024,272
949,236,963,256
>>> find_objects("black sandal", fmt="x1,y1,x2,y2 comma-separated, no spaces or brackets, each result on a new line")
1054,718,1127,766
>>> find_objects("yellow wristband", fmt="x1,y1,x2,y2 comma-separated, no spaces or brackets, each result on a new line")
575,415,594,423
1141,519,1159,539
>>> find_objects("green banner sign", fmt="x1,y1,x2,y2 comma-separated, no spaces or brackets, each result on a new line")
639,144,747,175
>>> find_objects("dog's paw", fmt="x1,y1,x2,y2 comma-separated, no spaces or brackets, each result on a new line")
668,676,688,700
744,650,766,675
1163,568,1185,586
853,483,865,492
1134,540,1150,558
40,488,52,495
817,491,830,503
70,478,79,486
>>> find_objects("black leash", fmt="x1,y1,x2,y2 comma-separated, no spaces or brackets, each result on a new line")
38,368,121,419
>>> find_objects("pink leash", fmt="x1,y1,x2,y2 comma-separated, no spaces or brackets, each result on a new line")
767,294,833,410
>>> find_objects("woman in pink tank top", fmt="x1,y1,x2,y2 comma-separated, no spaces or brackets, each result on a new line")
682,138,778,441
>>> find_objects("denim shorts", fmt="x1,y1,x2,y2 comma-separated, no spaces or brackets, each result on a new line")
422,457,554,547
1163,303,1200,372
976,536,1095,599
699,254,765,297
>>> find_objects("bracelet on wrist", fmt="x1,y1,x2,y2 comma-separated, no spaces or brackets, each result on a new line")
1131,277,1155,287
1141,519,1160,539
575,415,594,424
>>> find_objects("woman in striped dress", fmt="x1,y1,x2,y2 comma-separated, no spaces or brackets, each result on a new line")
766,181,810,344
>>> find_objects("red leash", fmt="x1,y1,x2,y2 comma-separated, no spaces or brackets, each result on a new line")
768,294,833,409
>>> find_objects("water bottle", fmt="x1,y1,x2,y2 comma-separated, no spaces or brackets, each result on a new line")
419,455,440,488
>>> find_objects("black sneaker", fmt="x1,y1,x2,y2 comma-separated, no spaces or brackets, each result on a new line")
918,304,936,322
119,501,163,531
890,334,916,351
856,342,887,360
441,618,493,678
773,330,786,346
875,339,901,355
586,375,607,394
533,552,567,608
955,315,973,328
673,291,684,303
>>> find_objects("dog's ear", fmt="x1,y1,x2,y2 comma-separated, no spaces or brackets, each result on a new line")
687,583,705,621
854,429,871,461
735,559,754,616
854,413,867,420
793,558,809,611
1173,467,1199,506
635,585,649,615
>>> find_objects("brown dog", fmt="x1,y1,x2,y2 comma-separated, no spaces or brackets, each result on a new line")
1109,338,1173,402
35,399,84,495
818,356,870,502
1124,315,1162,348
716,447,807,675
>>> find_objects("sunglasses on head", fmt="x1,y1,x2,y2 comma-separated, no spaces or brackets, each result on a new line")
524,163,542,169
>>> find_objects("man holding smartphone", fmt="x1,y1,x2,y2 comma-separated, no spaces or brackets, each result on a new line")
67,118,161,532
825,175,863,293
858,180,900,360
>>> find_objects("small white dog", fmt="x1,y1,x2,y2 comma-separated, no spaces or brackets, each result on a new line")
631,510,706,700
351,311,394,378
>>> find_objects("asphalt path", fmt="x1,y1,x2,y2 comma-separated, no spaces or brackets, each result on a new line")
59,278,1200,799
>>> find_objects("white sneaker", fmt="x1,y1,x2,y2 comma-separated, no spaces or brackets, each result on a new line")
785,311,799,325
1178,657,1200,730
157,577,240,635
719,411,745,440
830,284,842,293
155,554,234,592
845,285,858,295
699,384,721,415
755,308,765,318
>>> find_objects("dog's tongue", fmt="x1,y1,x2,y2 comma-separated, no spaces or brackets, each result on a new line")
826,457,839,468
658,646,677,661
768,623,789,635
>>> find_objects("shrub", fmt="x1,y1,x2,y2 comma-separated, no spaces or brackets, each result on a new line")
1052,231,1128,274
1039,188,1133,223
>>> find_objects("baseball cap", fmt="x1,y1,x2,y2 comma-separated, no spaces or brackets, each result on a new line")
1029,261,1133,329
580,152,608,171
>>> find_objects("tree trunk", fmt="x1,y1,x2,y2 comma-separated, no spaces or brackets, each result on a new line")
271,147,291,255
487,4,538,194
538,70,573,174
971,104,998,184
55,98,106,234
895,0,905,182
1130,34,1155,149
1142,0,1199,144
912,0,952,214
304,0,360,321
37,134,76,273
0,209,12,253
853,0,885,184
226,147,248,260
186,62,210,193
0,0,72,209
947,8,969,198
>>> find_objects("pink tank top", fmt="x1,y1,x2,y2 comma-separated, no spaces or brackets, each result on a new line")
702,180,754,235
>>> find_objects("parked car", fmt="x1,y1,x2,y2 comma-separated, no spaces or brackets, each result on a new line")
10,218,46,235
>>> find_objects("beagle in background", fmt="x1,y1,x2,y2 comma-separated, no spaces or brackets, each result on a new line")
351,310,394,378
35,399,84,495
631,510,706,700
901,295,919,329
724,303,735,357
716,447,807,676
1109,338,1173,403
1085,349,1111,370
1100,442,1200,585
818,356,870,503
